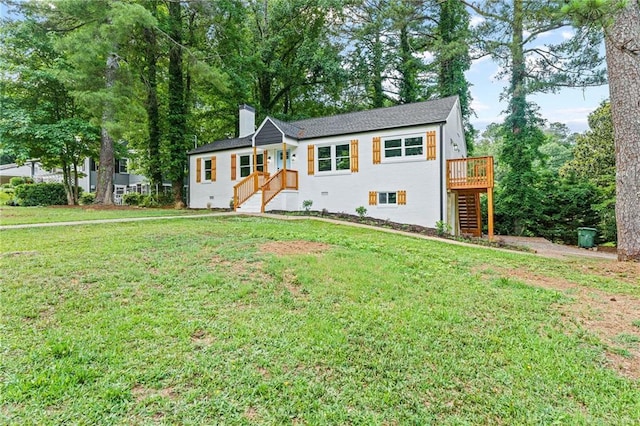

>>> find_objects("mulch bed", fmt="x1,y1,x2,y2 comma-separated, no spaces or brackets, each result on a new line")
267,210,528,252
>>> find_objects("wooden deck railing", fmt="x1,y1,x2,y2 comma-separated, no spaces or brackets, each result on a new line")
261,169,298,212
447,156,494,190
233,171,269,209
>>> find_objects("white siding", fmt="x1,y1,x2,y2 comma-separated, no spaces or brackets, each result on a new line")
189,148,255,209
189,109,466,229
295,125,443,227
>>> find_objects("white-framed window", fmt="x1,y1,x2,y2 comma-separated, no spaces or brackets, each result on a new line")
317,143,350,172
204,159,212,180
118,158,128,174
378,192,397,205
239,155,251,177
239,153,264,178
383,135,424,159
256,153,264,172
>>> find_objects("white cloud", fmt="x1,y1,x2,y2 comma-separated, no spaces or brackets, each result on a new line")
470,55,492,68
470,99,492,112
470,15,485,28
417,51,434,61
561,30,574,40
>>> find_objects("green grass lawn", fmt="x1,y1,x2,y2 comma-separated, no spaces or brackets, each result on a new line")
1,216,638,424
0,205,213,226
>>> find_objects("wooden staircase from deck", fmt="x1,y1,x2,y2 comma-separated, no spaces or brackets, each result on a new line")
457,192,481,237
446,156,494,239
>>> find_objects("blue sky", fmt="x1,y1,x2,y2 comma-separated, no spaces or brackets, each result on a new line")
465,17,610,134
467,54,610,134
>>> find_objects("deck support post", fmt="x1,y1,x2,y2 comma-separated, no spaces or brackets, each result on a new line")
253,146,257,173
282,142,287,190
487,186,494,240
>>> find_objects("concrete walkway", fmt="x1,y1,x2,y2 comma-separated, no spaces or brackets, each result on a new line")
0,212,237,230
496,235,617,260
0,212,616,261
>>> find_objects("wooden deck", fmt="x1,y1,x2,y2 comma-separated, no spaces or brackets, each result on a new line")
446,156,495,239
446,156,494,190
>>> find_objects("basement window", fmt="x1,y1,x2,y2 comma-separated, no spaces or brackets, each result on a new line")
378,192,397,205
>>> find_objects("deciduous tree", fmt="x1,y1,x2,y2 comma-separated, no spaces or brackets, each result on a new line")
0,15,100,204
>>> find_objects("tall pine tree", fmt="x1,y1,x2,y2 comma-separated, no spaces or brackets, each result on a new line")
466,0,606,234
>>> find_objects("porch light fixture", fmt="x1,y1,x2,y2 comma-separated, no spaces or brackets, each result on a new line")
267,155,272,163
291,153,297,161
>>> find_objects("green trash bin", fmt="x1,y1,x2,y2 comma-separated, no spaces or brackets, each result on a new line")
577,227,597,248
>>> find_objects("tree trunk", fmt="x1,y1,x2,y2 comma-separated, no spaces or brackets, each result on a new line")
398,24,417,103
168,0,186,208
95,52,118,205
605,1,640,261
62,162,74,205
72,161,79,204
509,0,526,137
371,32,385,108
144,25,162,191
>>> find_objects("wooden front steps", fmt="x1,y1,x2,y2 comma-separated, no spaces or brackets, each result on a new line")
233,169,298,212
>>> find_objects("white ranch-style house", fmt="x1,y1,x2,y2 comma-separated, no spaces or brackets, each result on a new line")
188,97,494,237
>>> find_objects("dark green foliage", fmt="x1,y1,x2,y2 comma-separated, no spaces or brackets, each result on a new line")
495,101,546,235
166,0,187,205
121,192,173,208
122,192,142,206
9,177,26,187
592,183,617,243
561,102,616,243
435,0,475,154
0,14,100,205
537,175,601,245
139,192,174,208
562,102,614,186
79,192,95,205
14,183,69,206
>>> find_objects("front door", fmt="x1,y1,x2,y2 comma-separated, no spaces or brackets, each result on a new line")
276,149,291,170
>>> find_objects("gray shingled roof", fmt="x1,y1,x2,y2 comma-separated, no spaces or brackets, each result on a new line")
189,96,458,155
269,117,305,139
289,96,458,139
188,135,252,155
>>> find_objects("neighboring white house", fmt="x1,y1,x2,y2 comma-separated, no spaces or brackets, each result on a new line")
0,162,38,184
0,160,72,184
188,97,494,236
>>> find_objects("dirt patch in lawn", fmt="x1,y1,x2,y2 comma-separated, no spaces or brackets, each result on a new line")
259,240,331,256
477,265,640,379
568,260,640,286
191,329,215,347
132,385,177,402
